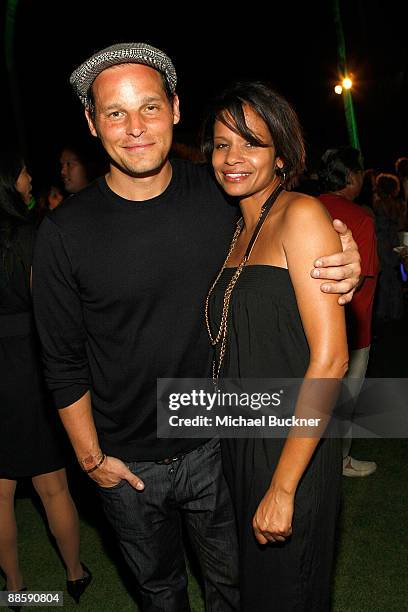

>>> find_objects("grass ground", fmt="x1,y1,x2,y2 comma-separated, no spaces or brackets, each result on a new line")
6,437,407,612
5,307,408,611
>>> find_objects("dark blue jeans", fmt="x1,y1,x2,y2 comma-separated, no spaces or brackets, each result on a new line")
98,438,239,611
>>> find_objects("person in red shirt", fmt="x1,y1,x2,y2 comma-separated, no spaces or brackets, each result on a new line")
318,147,379,477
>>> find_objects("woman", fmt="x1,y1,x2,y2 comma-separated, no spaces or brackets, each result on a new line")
202,83,348,611
0,152,91,606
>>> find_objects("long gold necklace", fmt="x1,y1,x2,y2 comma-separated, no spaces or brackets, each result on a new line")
205,183,283,383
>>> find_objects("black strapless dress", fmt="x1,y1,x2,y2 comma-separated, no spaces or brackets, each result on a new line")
209,265,342,612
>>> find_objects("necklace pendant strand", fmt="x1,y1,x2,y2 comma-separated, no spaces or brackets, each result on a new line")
205,183,283,385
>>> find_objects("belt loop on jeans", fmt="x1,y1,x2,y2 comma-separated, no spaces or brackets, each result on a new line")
154,443,204,465
155,453,185,465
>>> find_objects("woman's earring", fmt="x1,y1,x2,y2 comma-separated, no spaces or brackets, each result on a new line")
277,166,286,183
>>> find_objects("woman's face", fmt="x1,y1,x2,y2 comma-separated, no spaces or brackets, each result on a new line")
60,149,89,194
212,105,282,201
15,166,32,205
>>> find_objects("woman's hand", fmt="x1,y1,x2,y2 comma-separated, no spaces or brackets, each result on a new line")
252,485,294,545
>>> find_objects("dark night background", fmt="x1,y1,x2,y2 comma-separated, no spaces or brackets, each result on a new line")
1,0,407,190
1,4,408,608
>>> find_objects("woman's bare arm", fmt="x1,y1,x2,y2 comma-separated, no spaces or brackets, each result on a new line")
253,196,348,544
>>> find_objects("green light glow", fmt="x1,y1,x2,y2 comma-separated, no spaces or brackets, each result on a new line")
332,0,361,151
5,0,19,72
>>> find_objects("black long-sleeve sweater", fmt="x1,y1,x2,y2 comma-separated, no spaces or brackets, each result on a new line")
32,160,237,461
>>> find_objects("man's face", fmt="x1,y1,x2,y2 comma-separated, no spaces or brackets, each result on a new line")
85,64,180,178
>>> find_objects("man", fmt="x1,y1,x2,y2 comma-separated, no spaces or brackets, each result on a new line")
32,43,361,611
318,147,379,477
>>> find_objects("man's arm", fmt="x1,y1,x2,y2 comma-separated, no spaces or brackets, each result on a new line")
311,219,361,305
59,392,144,489
32,216,143,489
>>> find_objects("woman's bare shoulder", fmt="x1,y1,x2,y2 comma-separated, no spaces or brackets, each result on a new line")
282,191,332,224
